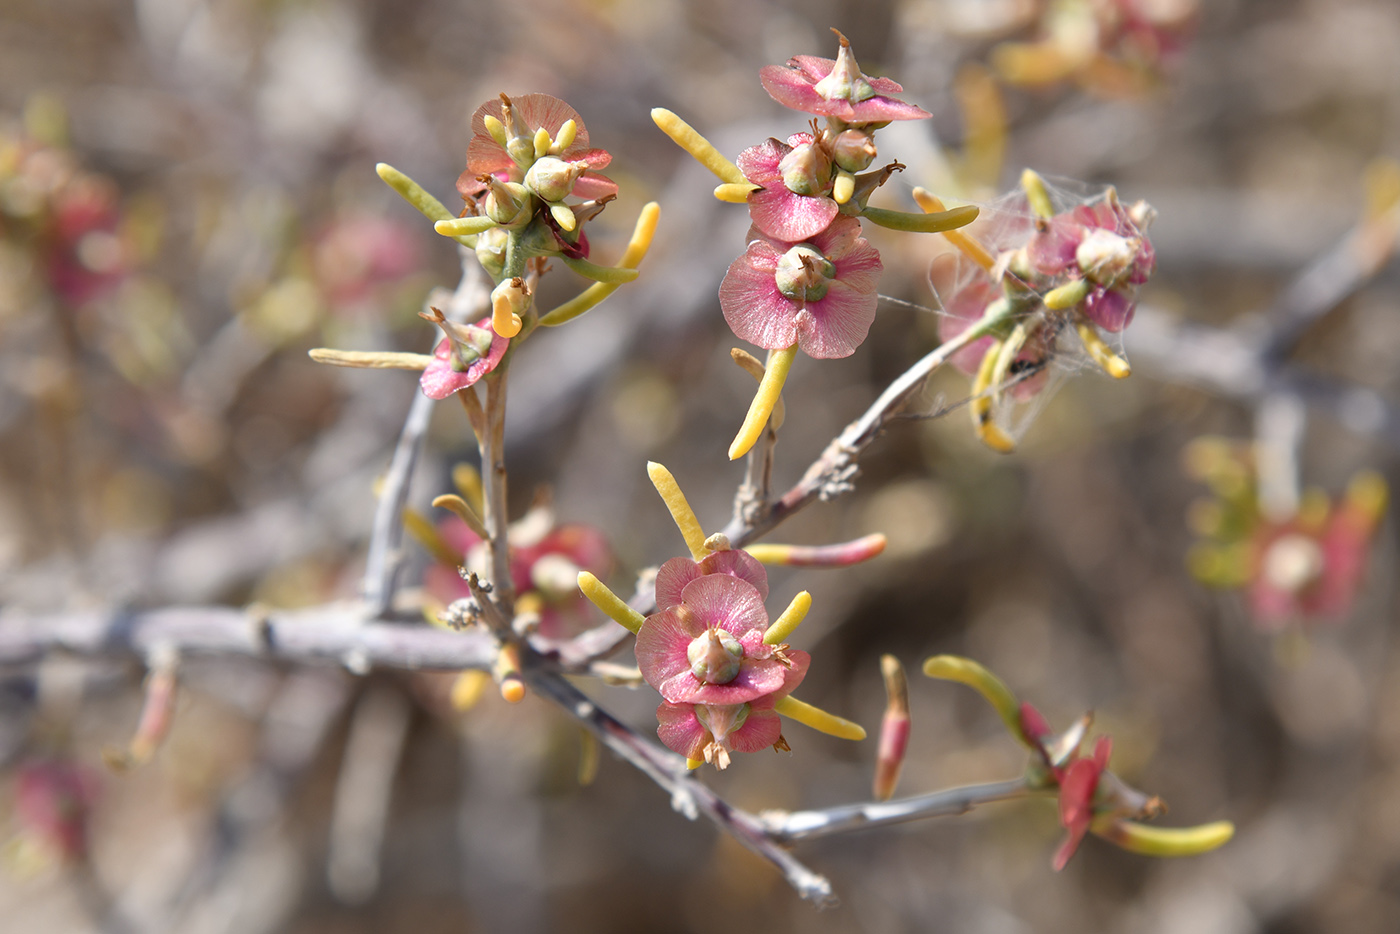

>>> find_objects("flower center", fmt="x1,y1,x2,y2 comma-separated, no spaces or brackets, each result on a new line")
775,245,835,303
686,628,744,684
1262,533,1325,593
695,703,750,742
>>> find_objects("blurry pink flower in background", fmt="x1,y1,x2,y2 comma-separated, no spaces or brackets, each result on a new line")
14,759,98,866
424,508,613,639
311,214,421,306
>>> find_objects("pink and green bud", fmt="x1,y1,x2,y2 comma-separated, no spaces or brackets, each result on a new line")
830,128,877,173
687,628,745,684
525,156,589,203
872,655,910,801
760,30,932,124
475,227,509,279
778,140,834,197
481,177,533,227
774,244,836,302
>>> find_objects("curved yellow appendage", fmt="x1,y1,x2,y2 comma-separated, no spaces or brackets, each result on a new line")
376,163,455,223
970,340,1017,453
538,202,660,327
1043,278,1090,310
308,348,435,370
493,644,525,703
832,169,855,205
774,695,866,741
550,119,578,154
714,182,759,203
432,493,490,541
451,670,491,712
402,507,460,567
1097,819,1236,858
763,591,812,645
550,203,577,232
651,108,747,186
646,461,708,560
491,293,523,338
730,348,785,430
729,345,798,460
912,188,996,272
687,758,704,770
453,463,485,515
532,127,551,160
990,320,1031,411
435,216,500,238
863,204,980,234
1075,321,1131,379
577,571,646,634
744,534,887,568
1020,168,1055,219
922,655,1026,746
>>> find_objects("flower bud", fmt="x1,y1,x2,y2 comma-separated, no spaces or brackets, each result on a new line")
830,128,877,173
778,141,833,196
775,244,836,302
480,176,534,227
524,156,588,203
687,629,744,684
812,31,877,105
475,227,508,279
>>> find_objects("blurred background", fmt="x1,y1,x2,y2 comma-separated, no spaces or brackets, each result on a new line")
1,0,1398,931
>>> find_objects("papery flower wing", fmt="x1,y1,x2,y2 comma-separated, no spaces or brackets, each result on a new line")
747,187,839,242
727,707,782,752
656,702,708,759
513,94,589,148
635,605,707,693
1083,286,1135,333
719,242,801,350
797,280,878,359
419,328,509,400
697,550,770,600
569,170,618,201
654,556,704,609
680,657,790,705
677,575,769,638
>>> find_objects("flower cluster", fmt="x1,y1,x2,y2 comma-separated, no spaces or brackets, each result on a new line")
656,30,979,458
1183,437,1388,631
989,0,1199,96
924,656,1233,869
412,487,614,640
639,556,809,769
0,122,133,307
931,171,1156,451
310,94,654,399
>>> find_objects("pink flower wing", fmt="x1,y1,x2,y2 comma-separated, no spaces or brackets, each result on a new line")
654,556,703,609
677,575,768,638
797,280,878,359
656,702,708,759
747,187,838,242
635,604,706,693
727,707,782,753
719,246,801,350
1082,286,1135,333
698,550,769,600
677,657,789,705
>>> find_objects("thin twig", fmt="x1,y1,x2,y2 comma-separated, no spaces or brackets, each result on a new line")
760,777,1031,844
720,325,984,545
481,371,515,618
363,256,489,617
524,665,837,906
0,605,498,671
